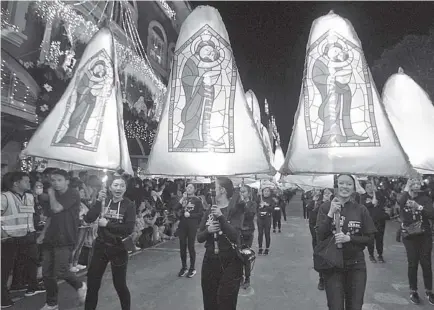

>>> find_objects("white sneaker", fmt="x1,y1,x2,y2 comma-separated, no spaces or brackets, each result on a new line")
70,266,79,273
40,304,59,310
76,264,87,270
77,282,87,304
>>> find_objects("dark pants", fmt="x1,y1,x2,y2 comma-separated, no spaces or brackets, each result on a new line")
257,216,271,249
201,253,243,310
241,232,254,279
323,262,367,310
272,212,281,230
178,220,198,270
42,245,83,306
308,225,323,281
85,240,130,310
402,234,433,291
367,222,385,256
282,204,287,221
303,205,309,219
1,235,39,304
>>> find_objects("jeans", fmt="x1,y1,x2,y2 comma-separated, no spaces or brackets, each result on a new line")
71,227,90,266
85,240,130,310
1,235,39,304
42,246,83,306
272,212,281,230
402,234,433,291
367,222,385,256
257,216,271,249
323,262,367,310
201,253,243,310
241,231,254,279
178,221,198,270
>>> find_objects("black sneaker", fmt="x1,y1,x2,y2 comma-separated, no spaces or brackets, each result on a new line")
377,255,385,263
369,255,377,263
9,285,27,292
25,284,46,297
278,229,282,233
273,229,276,233
258,248,263,255
1,300,14,309
264,249,269,255
426,291,434,305
178,268,188,277
242,277,250,289
410,292,421,304
187,269,196,278
318,279,325,291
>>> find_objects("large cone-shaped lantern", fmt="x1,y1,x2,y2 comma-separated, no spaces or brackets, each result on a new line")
281,11,414,177
146,6,273,176
282,174,365,193
245,89,261,131
382,68,434,174
22,28,133,174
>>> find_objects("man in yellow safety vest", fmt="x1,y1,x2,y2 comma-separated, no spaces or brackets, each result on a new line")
1,172,45,308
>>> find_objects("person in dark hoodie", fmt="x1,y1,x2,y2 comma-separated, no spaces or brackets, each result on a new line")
361,181,391,263
316,174,376,310
257,187,275,255
398,178,434,305
176,183,203,278
198,177,244,310
272,195,284,233
83,174,136,310
308,188,333,291
239,185,256,289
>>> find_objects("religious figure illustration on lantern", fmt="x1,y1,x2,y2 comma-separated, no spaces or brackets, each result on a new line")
305,32,380,148
168,24,236,153
52,49,114,151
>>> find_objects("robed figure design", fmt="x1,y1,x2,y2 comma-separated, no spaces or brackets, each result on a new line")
169,25,236,153
53,49,113,151
304,33,379,148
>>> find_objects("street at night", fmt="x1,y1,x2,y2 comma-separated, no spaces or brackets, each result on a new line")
9,193,432,310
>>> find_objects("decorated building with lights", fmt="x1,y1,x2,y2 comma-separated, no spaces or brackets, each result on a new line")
1,0,192,173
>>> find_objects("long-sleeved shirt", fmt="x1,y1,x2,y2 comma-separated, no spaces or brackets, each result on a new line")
398,191,434,234
308,199,323,227
197,202,244,256
175,196,203,226
316,200,377,261
84,197,136,246
257,196,275,219
242,200,257,232
360,192,390,224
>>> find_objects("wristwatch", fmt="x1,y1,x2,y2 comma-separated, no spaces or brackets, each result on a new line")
417,205,424,211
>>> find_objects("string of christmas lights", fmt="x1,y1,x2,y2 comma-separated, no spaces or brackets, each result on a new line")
1,8,20,32
125,120,156,145
157,0,176,20
20,142,33,172
34,0,167,118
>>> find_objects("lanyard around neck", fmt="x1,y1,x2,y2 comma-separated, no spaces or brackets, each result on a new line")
104,199,121,216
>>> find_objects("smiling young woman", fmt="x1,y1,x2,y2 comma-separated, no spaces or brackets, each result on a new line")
83,174,136,310
316,174,377,310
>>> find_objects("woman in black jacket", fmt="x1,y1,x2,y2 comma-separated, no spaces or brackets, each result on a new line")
398,178,434,305
198,177,244,310
257,187,274,255
360,182,390,263
307,188,333,291
316,174,376,310
240,185,256,289
84,175,136,310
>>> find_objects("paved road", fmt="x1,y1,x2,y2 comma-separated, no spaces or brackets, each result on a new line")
11,193,433,309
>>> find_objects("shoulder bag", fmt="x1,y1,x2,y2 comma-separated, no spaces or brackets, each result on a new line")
313,235,344,272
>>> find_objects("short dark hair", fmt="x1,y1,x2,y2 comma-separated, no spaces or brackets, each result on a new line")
69,177,83,189
43,167,57,176
216,177,234,199
3,172,29,191
51,169,70,180
78,171,88,178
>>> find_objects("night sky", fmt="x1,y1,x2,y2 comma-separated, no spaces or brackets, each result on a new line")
193,1,434,152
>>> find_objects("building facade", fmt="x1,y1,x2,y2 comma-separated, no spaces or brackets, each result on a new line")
1,0,191,173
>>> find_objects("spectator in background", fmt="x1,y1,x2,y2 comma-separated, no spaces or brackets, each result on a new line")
70,187,91,273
